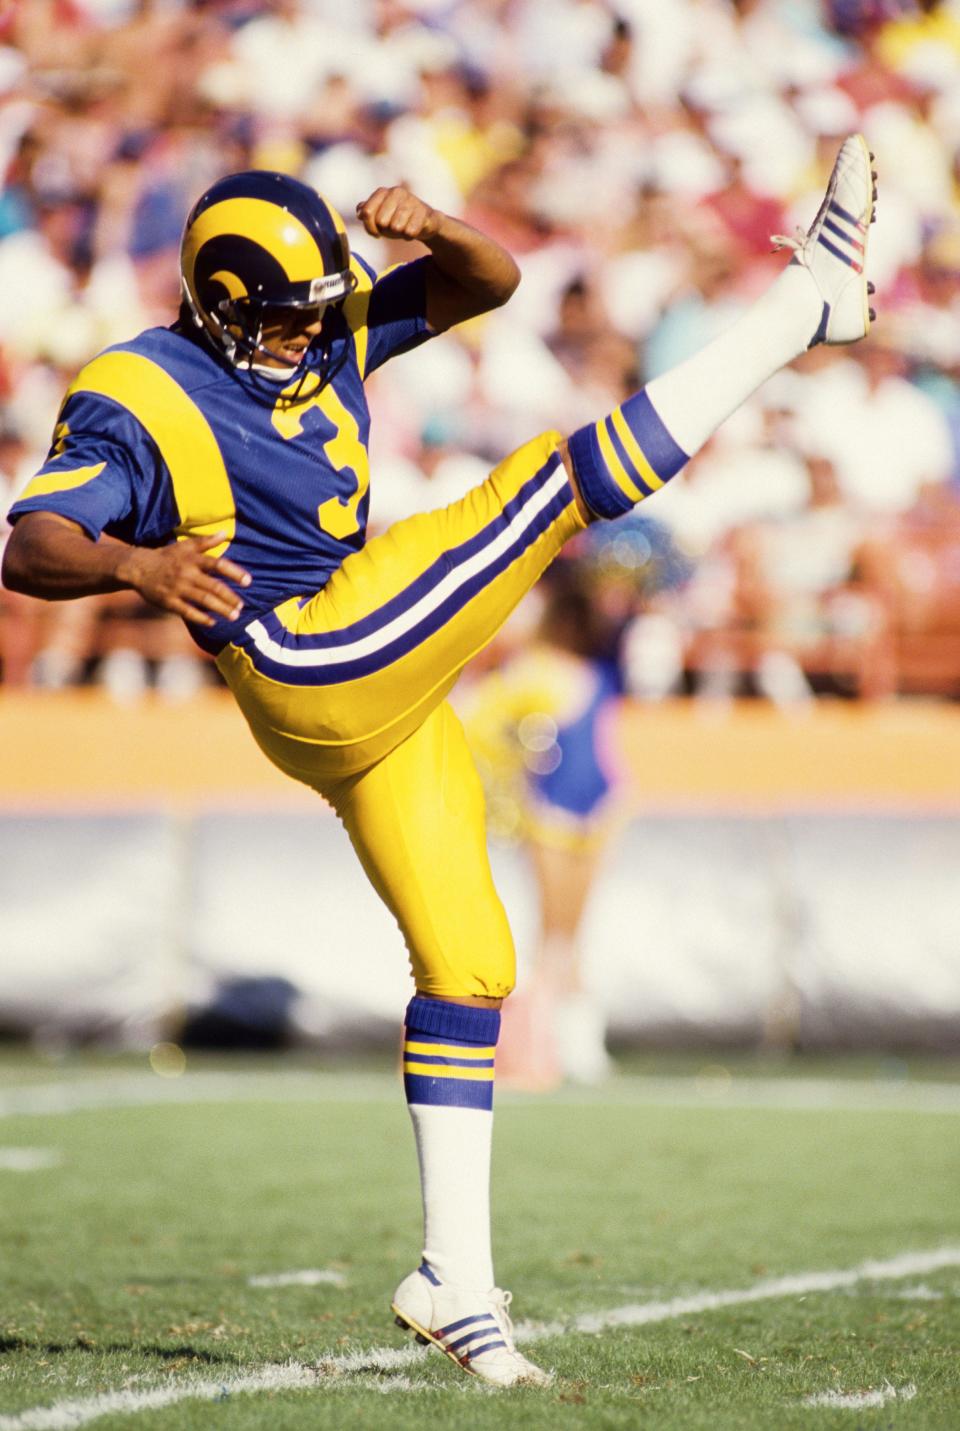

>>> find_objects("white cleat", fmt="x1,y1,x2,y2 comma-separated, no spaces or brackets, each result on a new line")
391,1263,553,1388
772,133,877,347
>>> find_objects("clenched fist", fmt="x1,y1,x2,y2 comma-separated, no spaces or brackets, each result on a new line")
355,186,442,243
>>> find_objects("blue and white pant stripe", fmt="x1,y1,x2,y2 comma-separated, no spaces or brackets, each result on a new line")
239,454,571,685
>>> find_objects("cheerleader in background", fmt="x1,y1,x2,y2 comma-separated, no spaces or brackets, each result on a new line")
463,513,691,1087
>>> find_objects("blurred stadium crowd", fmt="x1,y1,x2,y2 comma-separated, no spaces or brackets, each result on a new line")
1,0,959,702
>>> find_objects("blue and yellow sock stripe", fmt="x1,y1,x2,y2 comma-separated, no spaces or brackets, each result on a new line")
403,1038,496,1077
403,1035,496,1110
568,389,688,520
403,997,500,1111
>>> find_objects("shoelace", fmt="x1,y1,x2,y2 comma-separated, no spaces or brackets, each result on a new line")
488,1288,517,1347
769,226,807,255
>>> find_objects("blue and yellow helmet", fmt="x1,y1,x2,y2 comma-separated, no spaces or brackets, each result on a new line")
179,170,356,372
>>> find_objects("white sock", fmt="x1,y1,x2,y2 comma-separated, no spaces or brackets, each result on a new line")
645,262,821,457
408,1103,495,1290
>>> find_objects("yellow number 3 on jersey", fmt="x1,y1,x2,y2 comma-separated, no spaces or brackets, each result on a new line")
272,384,370,540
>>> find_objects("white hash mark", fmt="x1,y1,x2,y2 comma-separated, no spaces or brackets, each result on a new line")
804,1382,917,1409
0,1249,955,1428
0,1148,61,1172
247,1269,346,1288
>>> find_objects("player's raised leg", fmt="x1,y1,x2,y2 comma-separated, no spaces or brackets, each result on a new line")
564,135,876,520
324,700,552,1387
218,137,875,787
216,427,586,780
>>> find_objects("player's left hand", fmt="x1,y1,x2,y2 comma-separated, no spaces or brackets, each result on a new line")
356,186,441,243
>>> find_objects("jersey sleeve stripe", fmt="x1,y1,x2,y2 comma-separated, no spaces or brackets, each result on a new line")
17,463,106,500
66,351,235,555
342,256,374,378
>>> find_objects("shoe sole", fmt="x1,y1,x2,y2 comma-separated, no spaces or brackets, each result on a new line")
820,132,875,342
392,1304,479,1377
849,133,874,338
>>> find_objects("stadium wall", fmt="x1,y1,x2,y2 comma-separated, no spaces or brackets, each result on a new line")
1,692,958,1050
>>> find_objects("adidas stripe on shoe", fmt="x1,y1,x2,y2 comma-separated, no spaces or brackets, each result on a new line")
391,1263,553,1388
772,133,877,346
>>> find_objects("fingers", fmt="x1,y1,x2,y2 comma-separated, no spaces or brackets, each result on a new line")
145,539,249,624
164,576,242,626
190,531,252,587
190,573,245,620
171,598,217,628
356,187,389,237
207,554,252,587
195,530,231,552
356,186,434,241
153,580,241,626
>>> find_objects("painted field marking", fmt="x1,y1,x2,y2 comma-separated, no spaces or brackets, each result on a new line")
3,1070,960,1119
547,1245,960,1338
0,1360,425,1431
804,1382,917,1409
248,1269,346,1289
1,1247,957,1429
0,1148,61,1171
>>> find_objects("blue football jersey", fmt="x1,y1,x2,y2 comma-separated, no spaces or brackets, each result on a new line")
8,254,434,652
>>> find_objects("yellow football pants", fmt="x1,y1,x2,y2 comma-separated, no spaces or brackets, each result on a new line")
216,430,585,997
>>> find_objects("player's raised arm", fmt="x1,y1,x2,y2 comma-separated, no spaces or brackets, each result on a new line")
355,185,521,332
2,512,251,628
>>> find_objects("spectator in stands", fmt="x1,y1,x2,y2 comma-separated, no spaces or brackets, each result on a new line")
1,0,959,697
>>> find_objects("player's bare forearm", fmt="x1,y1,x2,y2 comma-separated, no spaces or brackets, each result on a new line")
355,185,520,332
2,512,133,599
416,210,520,329
2,511,251,627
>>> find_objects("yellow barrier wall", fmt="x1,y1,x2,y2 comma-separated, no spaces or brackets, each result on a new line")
2,692,959,811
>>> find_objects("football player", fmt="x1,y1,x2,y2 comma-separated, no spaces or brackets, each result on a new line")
3,138,876,1387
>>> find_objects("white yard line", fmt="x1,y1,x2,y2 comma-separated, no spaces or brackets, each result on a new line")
0,1360,425,1431
549,1246,960,1337
248,1269,346,1289
1,1247,956,1429
804,1382,917,1409
0,1148,61,1171
3,1070,960,1118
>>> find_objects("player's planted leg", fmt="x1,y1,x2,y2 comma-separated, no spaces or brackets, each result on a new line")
392,994,552,1386
322,705,551,1386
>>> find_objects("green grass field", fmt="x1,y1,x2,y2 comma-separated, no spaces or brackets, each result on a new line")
1,1052,959,1429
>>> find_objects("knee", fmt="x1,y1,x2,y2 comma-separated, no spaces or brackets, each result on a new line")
413,945,516,1002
